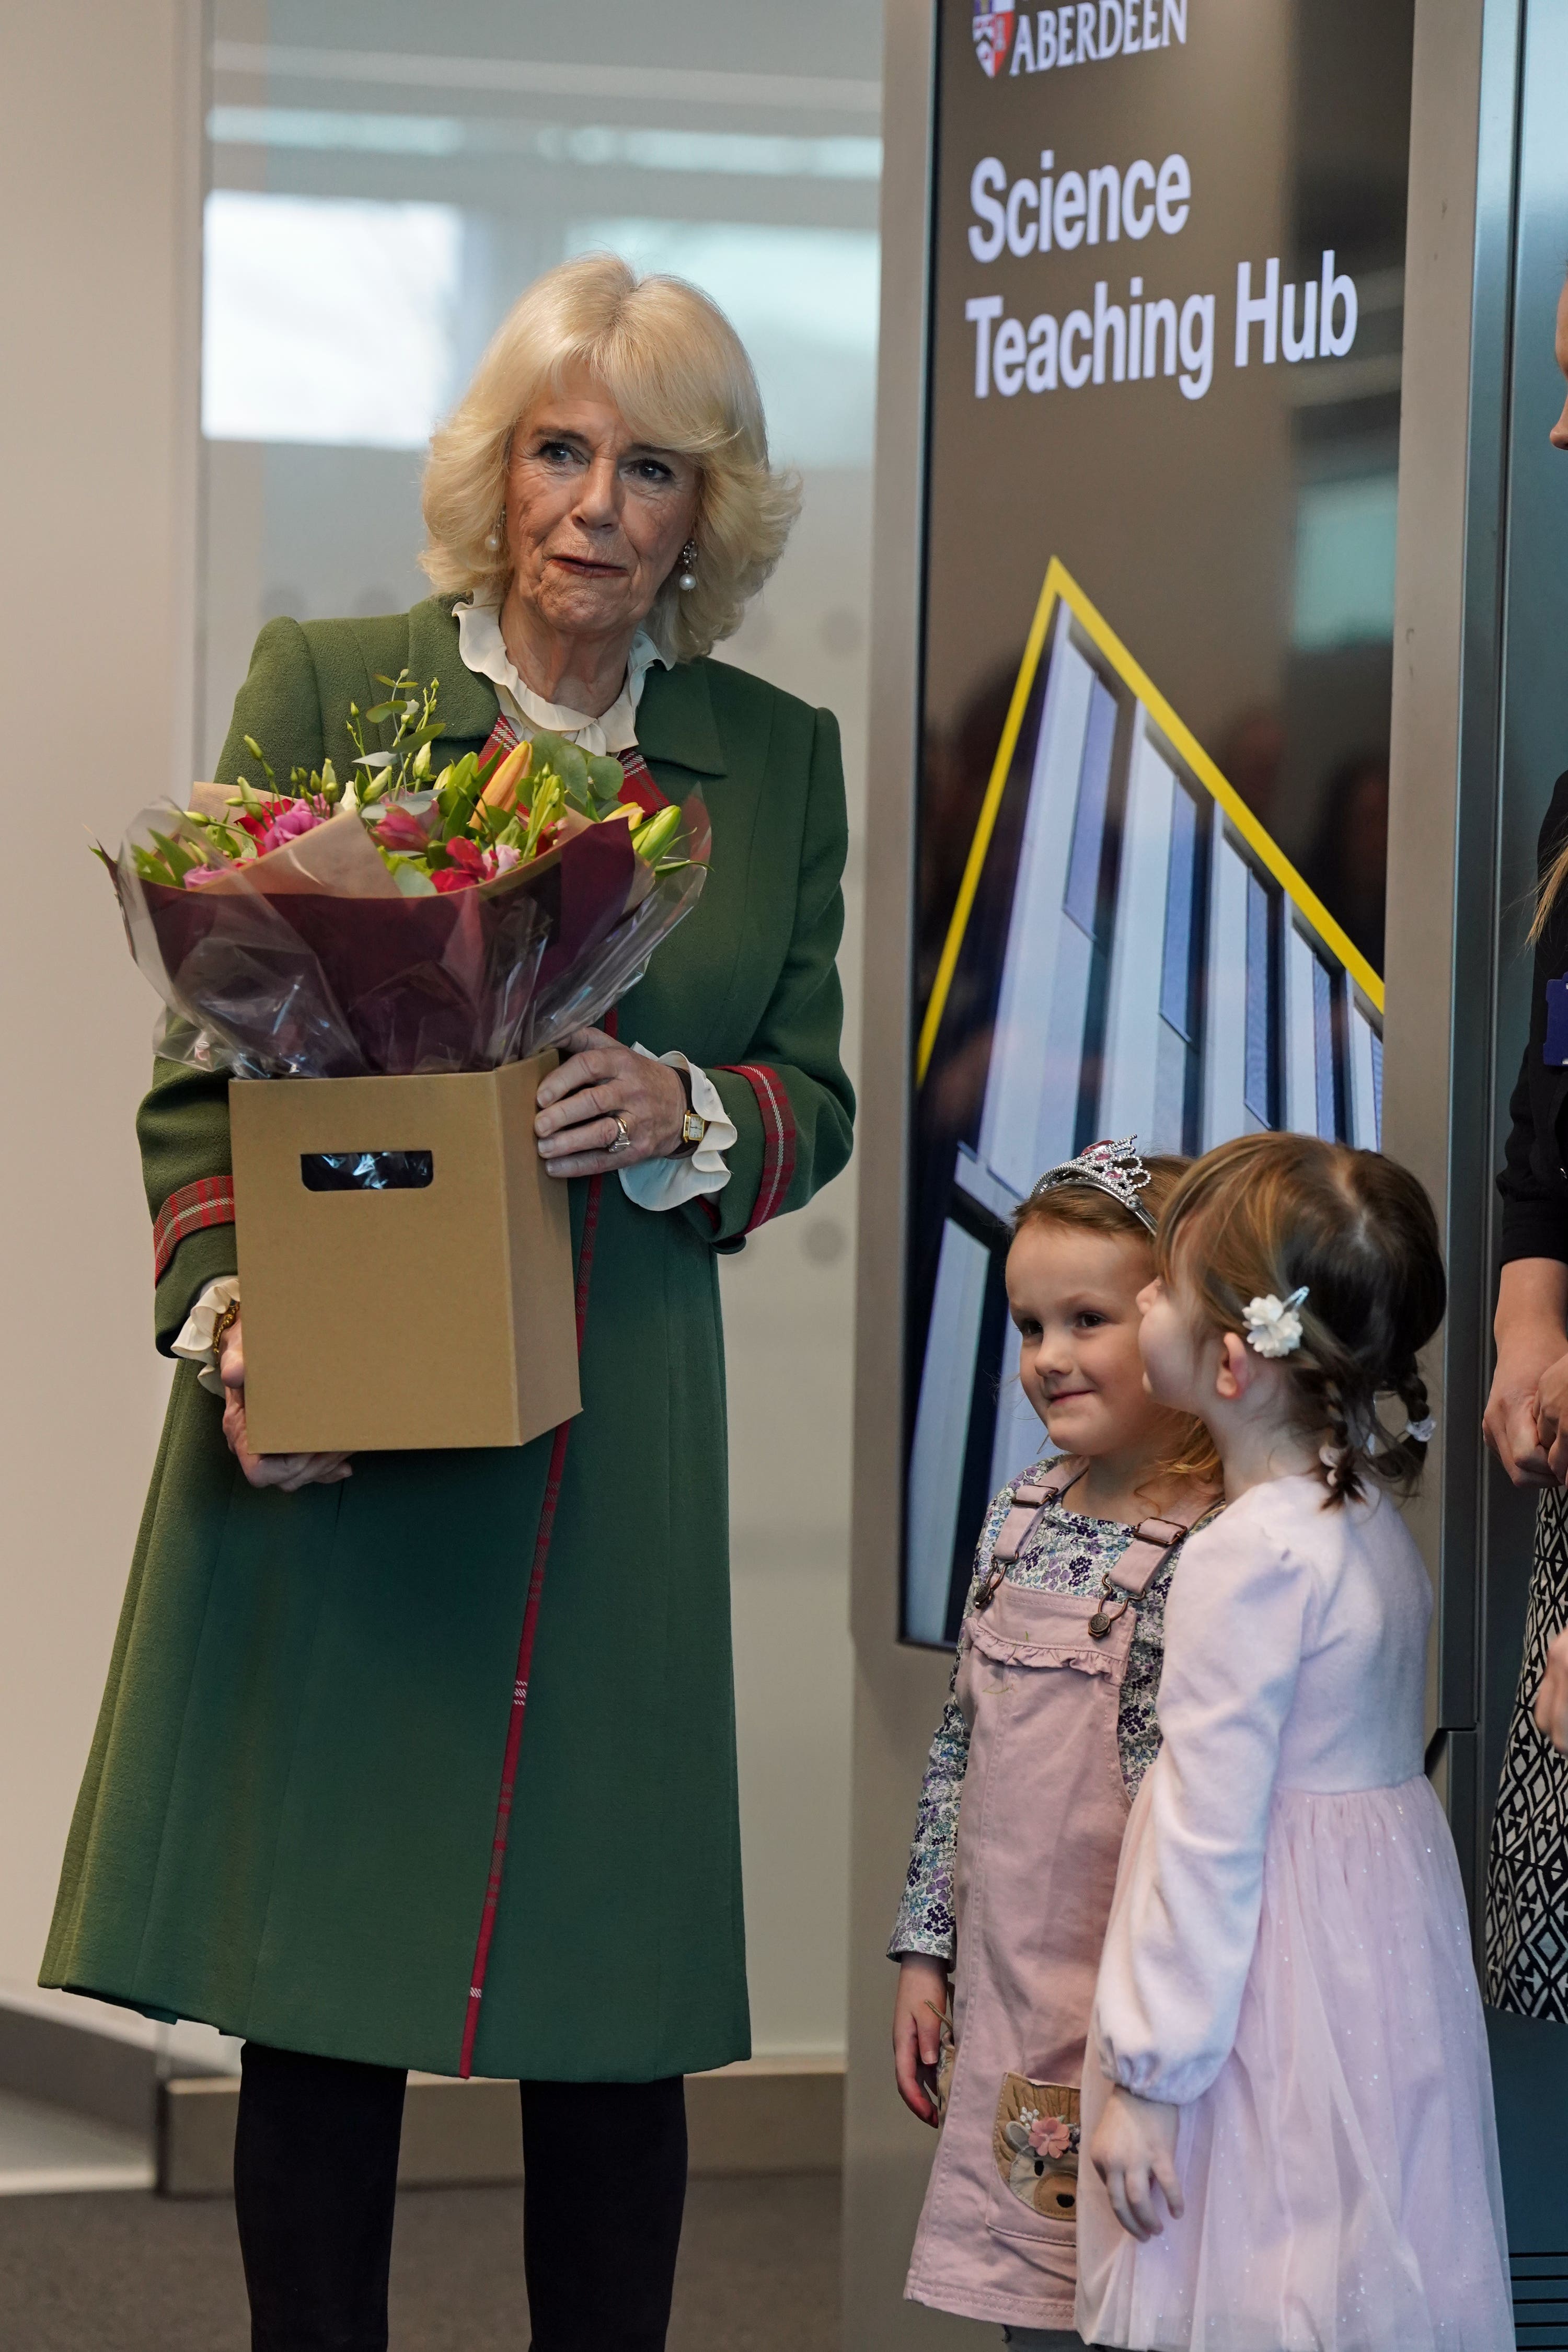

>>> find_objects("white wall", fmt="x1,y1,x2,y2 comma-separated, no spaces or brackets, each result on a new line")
719,473,868,2058
0,0,201,2013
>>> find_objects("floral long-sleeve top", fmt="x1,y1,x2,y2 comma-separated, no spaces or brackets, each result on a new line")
890,1456,1200,1963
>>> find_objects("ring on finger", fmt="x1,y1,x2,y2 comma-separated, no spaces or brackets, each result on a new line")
608,1115,631,1153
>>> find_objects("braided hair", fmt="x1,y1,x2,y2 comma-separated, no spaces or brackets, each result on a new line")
1157,1132,1445,1506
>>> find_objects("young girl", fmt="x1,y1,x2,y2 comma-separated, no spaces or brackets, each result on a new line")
892,1140,1224,2345
1079,1129,1512,2350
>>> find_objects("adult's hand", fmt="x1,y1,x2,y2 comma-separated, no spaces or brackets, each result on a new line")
1484,1260,1568,1486
218,1314,353,1493
534,1026,687,1179
1534,1627,1568,1753
891,1954,951,2128
1536,1350,1568,1483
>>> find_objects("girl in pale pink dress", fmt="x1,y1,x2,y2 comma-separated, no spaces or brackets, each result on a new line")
1078,1131,1512,2352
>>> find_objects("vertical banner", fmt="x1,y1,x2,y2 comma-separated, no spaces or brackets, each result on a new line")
905,0,1413,1642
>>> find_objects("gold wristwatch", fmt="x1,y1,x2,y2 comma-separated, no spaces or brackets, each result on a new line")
674,1067,709,1158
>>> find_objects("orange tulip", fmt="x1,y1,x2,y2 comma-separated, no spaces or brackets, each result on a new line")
481,739,533,814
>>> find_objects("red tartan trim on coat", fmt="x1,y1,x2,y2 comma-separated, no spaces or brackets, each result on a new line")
153,1178,236,1283
477,712,521,770
716,1065,797,1232
477,716,668,816
613,747,668,816
459,1009,617,2079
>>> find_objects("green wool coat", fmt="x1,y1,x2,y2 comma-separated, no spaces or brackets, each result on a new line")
42,597,854,2081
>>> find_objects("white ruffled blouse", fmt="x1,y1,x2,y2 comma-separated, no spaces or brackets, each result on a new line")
454,600,664,758
174,608,733,1393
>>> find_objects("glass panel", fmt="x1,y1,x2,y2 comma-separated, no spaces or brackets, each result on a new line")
202,191,463,447
199,3,882,780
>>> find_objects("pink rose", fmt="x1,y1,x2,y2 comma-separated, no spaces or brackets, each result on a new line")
182,863,229,888
256,800,327,856
1028,2116,1071,2159
235,796,293,844
374,804,430,854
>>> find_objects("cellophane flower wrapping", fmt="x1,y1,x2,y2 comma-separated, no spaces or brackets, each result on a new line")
105,792,710,1081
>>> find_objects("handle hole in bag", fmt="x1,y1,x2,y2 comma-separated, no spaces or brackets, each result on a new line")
299,1151,434,1193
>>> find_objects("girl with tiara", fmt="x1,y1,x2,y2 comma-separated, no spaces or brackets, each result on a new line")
1078,1130,1511,2350
892,1140,1224,2345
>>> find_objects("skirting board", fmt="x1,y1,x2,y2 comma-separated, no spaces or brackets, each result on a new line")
159,2055,846,2197
0,1999,166,2139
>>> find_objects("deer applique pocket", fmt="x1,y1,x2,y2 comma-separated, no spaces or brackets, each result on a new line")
993,2074,1081,2222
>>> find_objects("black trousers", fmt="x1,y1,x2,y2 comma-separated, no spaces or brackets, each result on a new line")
234,2041,688,2352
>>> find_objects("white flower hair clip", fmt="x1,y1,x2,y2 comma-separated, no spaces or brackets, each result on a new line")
1243,1286,1309,1358
1408,1414,1436,1444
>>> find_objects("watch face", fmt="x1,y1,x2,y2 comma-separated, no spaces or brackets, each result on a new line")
682,1110,705,1145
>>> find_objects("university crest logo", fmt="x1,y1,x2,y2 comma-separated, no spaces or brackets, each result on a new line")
972,0,1016,77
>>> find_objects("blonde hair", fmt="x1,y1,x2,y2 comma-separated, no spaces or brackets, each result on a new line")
1530,827,1568,942
1159,1132,1445,1505
1012,1156,1223,1496
420,252,801,661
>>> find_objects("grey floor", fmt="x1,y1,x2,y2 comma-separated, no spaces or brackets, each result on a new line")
0,2172,841,2351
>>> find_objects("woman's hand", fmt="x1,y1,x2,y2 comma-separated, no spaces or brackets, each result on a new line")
1089,2083,1184,2242
533,1027,687,1178
1535,1628,1568,1751
1484,1261,1568,1486
1535,1352,1568,1483
1484,1346,1558,1486
218,1315,353,1493
892,1954,951,2128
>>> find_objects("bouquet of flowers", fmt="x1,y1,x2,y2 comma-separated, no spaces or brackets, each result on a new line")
98,671,709,1079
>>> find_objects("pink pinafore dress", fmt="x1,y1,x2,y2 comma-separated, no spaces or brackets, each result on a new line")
905,1460,1206,2335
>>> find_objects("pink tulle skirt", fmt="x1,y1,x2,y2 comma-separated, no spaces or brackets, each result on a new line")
1077,1778,1513,2351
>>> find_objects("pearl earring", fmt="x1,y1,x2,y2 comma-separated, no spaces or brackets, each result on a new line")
485,511,505,552
677,538,699,592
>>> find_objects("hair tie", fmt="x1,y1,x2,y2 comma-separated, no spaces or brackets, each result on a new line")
1408,1414,1435,1444
1244,1285,1308,1358
1319,1441,1350,1490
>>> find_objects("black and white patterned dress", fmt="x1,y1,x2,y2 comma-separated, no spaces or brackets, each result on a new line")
1486,1485,1568,2016
1488,767,1568,2015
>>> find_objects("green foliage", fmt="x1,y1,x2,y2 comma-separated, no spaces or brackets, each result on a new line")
241,735,276,791
345,669,445,803
104,668,702,896
527,730,625,822
130,822,209,888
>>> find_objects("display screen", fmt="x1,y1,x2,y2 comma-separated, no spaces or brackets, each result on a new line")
904,0,1413,1643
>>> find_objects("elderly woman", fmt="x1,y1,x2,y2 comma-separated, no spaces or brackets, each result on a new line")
1483,266,1568,2011
42,255,854,2351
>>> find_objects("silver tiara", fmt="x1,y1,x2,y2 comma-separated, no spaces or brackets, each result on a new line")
1028,1137,1156,1232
